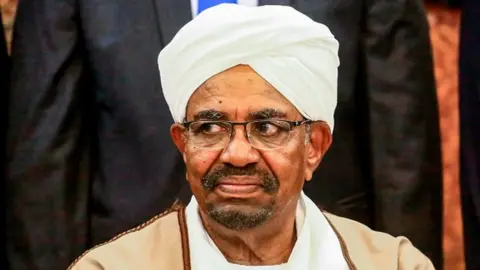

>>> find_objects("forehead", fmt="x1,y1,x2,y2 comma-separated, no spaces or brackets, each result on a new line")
186,65,300,119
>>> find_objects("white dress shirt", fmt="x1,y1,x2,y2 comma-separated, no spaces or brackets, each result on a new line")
185,192,349,270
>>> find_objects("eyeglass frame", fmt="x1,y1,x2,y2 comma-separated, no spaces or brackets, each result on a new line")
181,119,312,150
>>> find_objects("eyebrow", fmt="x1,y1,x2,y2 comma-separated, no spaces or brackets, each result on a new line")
193,110,226,121
249,108,287,120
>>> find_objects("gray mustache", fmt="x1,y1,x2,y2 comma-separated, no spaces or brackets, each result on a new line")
202,164,279,193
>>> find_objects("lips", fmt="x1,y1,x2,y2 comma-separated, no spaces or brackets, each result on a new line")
217,184,261,194
215,176,263,195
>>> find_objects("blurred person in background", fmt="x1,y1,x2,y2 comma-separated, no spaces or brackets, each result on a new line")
299,1,443,267
1,11,10,165
1,10,11,270
459,0,480,269
6,0,442,269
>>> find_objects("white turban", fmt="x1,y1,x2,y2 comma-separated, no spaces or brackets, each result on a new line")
158,4,340,132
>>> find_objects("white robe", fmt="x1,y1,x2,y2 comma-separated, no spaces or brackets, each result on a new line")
185,192,349,269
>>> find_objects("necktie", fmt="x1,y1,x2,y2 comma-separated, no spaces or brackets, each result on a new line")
197,0,237,15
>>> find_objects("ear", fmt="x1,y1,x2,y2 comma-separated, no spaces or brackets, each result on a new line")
170,123,188,163
304,122,332,181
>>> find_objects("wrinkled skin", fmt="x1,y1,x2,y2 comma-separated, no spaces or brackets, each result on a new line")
171,65,331,265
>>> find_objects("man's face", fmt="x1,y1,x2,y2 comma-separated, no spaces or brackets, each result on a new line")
171,65,330,230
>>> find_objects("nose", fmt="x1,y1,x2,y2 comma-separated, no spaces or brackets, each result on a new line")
219,125,260,167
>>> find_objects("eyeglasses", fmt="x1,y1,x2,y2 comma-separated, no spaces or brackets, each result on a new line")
182,119,311,150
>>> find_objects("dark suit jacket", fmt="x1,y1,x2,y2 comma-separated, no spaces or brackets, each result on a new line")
459,0,480,269
7,0,442,269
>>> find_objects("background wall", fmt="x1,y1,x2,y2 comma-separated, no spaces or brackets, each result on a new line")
1,1,467,269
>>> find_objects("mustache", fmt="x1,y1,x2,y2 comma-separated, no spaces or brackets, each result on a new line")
202,164,279,193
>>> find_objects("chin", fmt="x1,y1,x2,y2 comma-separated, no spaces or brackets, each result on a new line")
205,202,275,231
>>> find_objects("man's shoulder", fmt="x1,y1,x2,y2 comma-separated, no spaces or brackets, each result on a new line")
68,203,186,270
323,212,398,245
323,212,435,269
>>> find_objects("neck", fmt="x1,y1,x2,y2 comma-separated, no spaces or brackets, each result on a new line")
199,199,298,266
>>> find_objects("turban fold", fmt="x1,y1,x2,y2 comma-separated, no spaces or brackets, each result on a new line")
158,4,340,132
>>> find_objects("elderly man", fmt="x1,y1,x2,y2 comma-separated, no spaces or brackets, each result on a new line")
69,5,433,270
